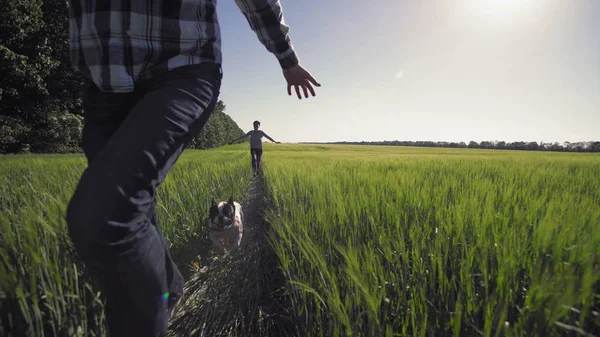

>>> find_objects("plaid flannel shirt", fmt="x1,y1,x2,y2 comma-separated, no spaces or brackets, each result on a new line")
68,0,300,93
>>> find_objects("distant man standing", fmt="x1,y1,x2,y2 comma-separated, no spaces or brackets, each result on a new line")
232,120,279,175
65,0,321,336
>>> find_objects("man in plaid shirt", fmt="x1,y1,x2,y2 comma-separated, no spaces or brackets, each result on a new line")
65,0,321,336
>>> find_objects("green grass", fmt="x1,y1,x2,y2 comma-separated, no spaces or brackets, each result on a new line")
0,149,250,337
263,144,600,337
1,144,599,337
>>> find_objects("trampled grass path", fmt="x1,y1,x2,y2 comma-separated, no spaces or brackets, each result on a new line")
168,174,296,337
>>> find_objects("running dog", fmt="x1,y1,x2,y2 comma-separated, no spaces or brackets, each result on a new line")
207,197,244,254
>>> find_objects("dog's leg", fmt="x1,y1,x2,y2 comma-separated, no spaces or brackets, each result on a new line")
235,233,243,250
209,233,227,254
223,238,230,250
210,238,226,254
229,230,243,253
215,240,227,254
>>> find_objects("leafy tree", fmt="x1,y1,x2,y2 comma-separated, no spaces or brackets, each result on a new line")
0,0,46,152
525,142,539,151
189,101,245,149
0,0,83,153
479,141,493,149
0,0,243,154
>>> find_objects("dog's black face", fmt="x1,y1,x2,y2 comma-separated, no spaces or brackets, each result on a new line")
209,197,236,227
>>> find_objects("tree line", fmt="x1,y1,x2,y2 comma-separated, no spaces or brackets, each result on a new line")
0,0,244,154
315,140,600,153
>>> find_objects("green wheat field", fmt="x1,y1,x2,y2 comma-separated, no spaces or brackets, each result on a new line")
1,144,599,337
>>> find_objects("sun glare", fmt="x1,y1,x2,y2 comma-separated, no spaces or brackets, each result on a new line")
462,0,538,21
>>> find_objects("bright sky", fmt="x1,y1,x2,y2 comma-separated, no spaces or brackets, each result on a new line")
217,0,600,144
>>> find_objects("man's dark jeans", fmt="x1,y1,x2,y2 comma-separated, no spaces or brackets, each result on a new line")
66,63,222,337
250,148,263,173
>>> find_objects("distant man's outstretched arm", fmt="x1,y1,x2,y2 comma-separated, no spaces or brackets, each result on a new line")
262,131,279,144
234,0,321,99
230,132,250,144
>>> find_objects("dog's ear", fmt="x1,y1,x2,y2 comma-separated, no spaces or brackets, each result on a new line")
228,196,234,204
211,199,218,207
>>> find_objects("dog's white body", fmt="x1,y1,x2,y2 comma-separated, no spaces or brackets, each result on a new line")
207,200,244,254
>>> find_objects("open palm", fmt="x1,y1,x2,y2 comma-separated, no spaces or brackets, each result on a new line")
283,64,321,99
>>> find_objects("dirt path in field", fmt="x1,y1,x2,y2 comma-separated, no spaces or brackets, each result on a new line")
167,175,297,337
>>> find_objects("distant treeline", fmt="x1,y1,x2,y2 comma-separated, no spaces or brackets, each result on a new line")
303,140,600,153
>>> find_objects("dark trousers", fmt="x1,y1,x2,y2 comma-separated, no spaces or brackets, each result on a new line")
251,148,263,172
66,63,222,337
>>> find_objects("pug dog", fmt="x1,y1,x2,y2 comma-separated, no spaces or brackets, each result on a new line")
207,197,244,254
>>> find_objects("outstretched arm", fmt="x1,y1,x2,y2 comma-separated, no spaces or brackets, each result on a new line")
231,132,250,144
234,0,321,99
262,131,279,144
